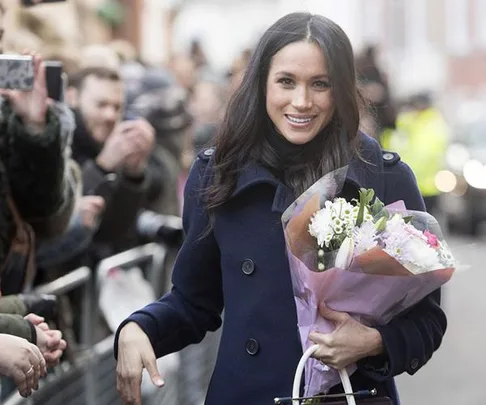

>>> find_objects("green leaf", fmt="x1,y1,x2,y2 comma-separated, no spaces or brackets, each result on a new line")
371,197,385,216
374,216,387,232
366,189,375,203
356,189,366,227
403,215,414,224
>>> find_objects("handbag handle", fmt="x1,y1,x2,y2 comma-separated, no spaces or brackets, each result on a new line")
292,344,356,405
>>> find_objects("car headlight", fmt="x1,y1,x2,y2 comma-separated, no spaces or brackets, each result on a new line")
446,143,470,172
463,159,486,189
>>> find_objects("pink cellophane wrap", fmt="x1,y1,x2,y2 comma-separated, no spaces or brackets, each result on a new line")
281,167,454,397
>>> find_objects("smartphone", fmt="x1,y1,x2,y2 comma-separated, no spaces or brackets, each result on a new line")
21,0,67,6
0,55,34,91
44,61,64,102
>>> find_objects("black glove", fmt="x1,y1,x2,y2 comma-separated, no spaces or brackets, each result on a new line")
18,293,58,320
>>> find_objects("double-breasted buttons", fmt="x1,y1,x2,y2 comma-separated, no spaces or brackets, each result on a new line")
204,148,215,157
410,358,419,370
241,259,255,275
245,338,260,355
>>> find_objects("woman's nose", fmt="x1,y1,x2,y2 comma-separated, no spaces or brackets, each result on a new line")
291,87,312,110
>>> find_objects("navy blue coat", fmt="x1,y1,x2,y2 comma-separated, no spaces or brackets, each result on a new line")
115,133,446,405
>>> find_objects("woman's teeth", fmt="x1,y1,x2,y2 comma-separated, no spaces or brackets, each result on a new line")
286,116,313,124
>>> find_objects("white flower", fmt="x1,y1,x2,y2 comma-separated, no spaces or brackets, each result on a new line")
309,199,356,248
354,221,378,254
382,215,442,273
309,208,333,247
438,244,455,267
335,236,354,269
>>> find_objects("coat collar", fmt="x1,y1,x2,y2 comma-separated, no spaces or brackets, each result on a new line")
232,158,366,213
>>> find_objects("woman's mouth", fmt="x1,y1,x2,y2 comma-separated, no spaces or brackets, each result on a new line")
285,114,316,128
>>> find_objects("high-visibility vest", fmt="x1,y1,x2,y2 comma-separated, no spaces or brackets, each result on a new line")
381,108,449,197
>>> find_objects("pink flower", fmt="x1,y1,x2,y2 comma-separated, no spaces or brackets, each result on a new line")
424,230,439,248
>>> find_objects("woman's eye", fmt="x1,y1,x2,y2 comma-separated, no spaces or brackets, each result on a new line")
277,77,294,86
314,80,331,89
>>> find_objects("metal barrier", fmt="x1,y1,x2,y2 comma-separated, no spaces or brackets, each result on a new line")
3,242,220,405
4,267,93,405
96,242,168,295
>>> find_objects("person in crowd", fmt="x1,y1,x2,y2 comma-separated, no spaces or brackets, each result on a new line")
35,195,105,269
169,53,197,94
67,66,159,261
0,51,70,398
129,76,192,216
355,45,397,142
189,76,226,154
381,92,449,215
226,48,252,95
0,52,77,289
114,13,446,405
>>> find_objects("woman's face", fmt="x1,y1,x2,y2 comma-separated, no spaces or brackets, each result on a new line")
266,41,335,145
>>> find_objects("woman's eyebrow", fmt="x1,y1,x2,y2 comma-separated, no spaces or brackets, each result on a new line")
274,71,330,80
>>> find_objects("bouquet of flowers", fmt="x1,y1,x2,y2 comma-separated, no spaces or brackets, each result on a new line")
281,167,455,398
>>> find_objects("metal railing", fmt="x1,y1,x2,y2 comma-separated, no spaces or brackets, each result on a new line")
3,241,220,405
3,243,174,405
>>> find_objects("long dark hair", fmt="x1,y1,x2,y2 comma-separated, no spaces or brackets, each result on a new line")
206,12,362,211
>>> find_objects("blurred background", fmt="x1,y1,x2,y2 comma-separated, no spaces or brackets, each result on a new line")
2,0,485,404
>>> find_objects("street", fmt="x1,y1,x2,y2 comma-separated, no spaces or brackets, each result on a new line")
397,232,486,405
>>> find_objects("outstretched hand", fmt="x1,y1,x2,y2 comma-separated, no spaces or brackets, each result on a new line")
116,322,164,405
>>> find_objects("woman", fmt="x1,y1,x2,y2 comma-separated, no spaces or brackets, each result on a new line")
115,13,446,405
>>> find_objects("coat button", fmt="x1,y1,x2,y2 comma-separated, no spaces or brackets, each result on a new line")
204,148,215,156
383,152,394,161
245,338,259,355
241,259,255,275
410,358,419,370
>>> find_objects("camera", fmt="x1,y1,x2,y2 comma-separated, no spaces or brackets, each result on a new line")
0,55,34,91
136,210,183,246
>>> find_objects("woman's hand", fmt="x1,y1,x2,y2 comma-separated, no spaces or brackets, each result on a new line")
0,53,49,134
116,322,164,405
25,313,67,367
0,334,47,398
309,303,384,370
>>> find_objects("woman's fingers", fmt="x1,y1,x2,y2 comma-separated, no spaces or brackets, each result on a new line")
117,360,143,405
142,352,164,387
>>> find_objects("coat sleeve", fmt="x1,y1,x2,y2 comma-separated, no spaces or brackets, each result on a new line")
358,159,447,380
6,108,76,239
80,159,149,244
0,314,36,343
114,156,223,359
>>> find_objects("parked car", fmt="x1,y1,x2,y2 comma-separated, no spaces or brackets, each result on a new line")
437,119,486,236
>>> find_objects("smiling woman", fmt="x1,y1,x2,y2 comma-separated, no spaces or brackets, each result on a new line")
114,12,446,405
204,12,362,206
266,41,335,145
